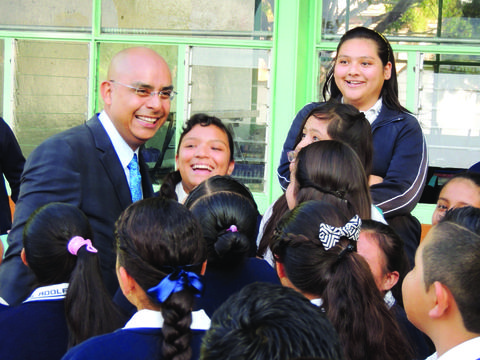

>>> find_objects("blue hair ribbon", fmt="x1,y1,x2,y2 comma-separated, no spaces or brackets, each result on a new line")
147,269,204,303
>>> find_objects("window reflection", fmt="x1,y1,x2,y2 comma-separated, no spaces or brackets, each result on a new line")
322,0,480,40
187,47,270,193
102,0,274,39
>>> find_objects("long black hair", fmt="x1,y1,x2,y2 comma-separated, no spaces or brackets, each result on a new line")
271,200,412,360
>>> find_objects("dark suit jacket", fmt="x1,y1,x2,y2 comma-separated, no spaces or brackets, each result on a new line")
0,118,25,234
0,115,153,305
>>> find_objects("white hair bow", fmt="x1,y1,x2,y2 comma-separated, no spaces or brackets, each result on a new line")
318,215,361,250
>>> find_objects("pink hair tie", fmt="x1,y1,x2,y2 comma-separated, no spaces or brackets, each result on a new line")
226,225,238,233
67,236,98,256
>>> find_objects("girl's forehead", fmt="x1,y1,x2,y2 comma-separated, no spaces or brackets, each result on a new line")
338,38,380,56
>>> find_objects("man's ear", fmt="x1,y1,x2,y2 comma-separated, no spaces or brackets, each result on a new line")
381,270,399,292
20,248,28,267
100,80,113,106
428,281,450,319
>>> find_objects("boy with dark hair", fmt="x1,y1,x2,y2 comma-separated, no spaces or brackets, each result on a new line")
201,282,344,360
403,206,480,360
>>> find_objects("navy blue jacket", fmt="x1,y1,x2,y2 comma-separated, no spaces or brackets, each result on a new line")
0,118,25,234
277,102,428,217
61,328,205,360
0,300,69,360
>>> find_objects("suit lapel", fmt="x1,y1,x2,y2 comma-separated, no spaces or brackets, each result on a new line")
86,116,132,209
138,149,154,198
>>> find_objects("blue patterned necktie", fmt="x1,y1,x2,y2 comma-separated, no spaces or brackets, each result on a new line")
127,153,142,202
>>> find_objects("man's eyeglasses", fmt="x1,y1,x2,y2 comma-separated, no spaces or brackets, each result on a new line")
109,80,177,100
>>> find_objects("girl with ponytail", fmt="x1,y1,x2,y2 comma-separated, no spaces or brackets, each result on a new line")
0,202,124,360
271,200,412,360
63,197,209,360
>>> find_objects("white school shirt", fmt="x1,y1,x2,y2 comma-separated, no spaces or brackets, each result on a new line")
123,308,211,330
424,336,480,360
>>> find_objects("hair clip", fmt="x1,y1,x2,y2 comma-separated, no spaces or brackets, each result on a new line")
226,225,238,233
67,236,98,256
318,215,361,250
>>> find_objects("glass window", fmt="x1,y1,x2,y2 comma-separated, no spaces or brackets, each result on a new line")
416,52,480,169
13,40,89,158
96,43,180,186
187,46,271,193
102,0,274,39
322,0,480,41
0,1,91,30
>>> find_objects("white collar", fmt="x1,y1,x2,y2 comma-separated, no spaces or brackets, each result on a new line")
123,308,211,330
0,297,9,306
175,181,188,204
98,110,138,171
23,283,69,303
310,298,324,307
435,336,480,360
362,97,383,124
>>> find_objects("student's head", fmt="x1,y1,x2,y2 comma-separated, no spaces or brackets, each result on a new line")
286,140,371,219
175,114,235,194
101,47,172,150
322,27,406,113
22,202,94,285
403,206,480,337
431,172,480,225
185,176,259,267
294,102,373,176
115,197,207,360
200,282,344,360
358,220,409,306
22,202,123,347
271,200,363,298
272,200,411,360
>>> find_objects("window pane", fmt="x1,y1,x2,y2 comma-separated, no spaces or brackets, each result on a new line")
97,43,179,186
0,1,91,30
417,53,480,169
188,47,270,193
14,41,89,158
322,0,480,40
102,0,273,39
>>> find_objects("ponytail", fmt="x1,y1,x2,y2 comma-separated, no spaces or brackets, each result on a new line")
66,244,125,347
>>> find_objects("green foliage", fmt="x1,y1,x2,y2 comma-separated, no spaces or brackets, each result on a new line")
383,0,476,37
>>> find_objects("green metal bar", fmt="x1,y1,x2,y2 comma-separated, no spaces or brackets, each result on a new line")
175,44,187,127
405,51,417,112
268,0,306,204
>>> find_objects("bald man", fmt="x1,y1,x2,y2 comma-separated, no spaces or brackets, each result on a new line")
0,47,174,305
